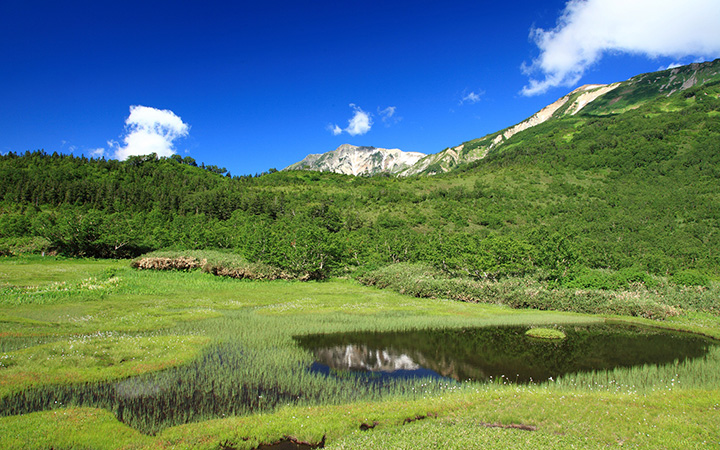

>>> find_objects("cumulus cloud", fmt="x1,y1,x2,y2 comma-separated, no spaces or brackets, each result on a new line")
345,104,372,136
521,0,720,96
329,104,373,136
111,105,189,160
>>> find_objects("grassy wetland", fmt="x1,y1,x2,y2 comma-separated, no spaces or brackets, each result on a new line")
1,257,720,449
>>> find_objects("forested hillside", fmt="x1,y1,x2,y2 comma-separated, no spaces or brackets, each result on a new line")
1,75,719,286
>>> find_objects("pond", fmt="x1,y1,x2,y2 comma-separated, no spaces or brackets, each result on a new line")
295,323,716,383
0,322,715,435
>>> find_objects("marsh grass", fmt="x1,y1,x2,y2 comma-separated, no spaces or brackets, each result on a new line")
1,307,581,434
0,256,126,288
1,258,720,448
0,257,128,306
322,388,720,450
1,260,586,434
3,386,719,450
0,333,209,397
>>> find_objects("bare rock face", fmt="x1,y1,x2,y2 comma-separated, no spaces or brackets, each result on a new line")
284,144,426,176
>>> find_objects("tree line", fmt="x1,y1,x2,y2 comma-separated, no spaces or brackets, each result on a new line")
1,81,718,281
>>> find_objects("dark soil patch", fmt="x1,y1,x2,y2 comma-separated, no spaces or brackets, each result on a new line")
252,435,325,450
403,412,437,425
360,421,379,431
479,422,537,431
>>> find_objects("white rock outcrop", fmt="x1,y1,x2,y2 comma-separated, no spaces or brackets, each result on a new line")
285,144,426,176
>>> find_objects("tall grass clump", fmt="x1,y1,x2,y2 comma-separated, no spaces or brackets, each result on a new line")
357,263,693,319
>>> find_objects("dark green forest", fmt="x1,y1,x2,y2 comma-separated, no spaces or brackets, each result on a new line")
1,78,719,288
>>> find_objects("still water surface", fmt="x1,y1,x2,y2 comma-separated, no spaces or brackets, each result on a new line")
295,323,716,383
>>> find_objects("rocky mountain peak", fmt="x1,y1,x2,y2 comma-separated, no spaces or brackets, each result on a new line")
284,144,426,176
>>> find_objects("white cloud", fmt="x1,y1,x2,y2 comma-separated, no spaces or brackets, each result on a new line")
327,124,343,135
378,106,401,126
460,90,484,104
521,0,720,96
111,105,189,160
380,106,396,117
329,104,373,136
658,62,683,71
88,148,106,158
345,104,372,136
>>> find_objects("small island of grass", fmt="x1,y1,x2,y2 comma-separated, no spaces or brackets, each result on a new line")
525,327,566,340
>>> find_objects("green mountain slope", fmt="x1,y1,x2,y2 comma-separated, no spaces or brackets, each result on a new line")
582,60,720,115
401,59,720,176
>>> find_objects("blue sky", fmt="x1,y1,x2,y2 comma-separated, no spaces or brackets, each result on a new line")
2,0,719,176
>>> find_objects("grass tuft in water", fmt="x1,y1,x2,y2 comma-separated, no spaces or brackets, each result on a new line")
525,328,566,340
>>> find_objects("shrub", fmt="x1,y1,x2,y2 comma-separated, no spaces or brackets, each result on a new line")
0,236,52,256
617,266,658,288
671,269,710,287
561,268,621,290
561,267,658,290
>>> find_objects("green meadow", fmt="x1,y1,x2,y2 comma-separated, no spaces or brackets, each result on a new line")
1,257,719,449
